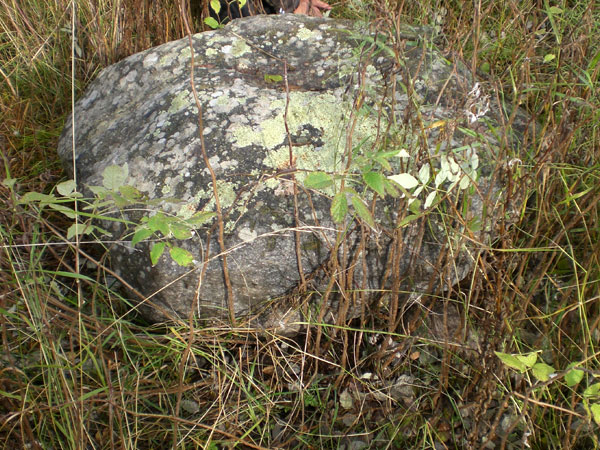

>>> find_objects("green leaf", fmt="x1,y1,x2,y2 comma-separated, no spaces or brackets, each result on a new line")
170,222,192,240
48,203,77,219
544,54,556,63
397,214,420,227
495,351,528,372
102,164,128,191
20,192,56,204
88,185,109,198
44,270,95,282
204,17,220,29
210,0,221,14
185,211,216,227
150,242,166,266
583,383,600,399
330,192,347,223
148,213,170,236
434,170,446,187
111,193,129,209
424,191,436,209
408,198,421,214
377,149,403,159
304,172,333,190
532,363,556,382
351,195,375,228
2,178,17,189
588,48,600,71
418,164,430,184
119,185,142,202
373,155,392,171
547,6,563,14
264,74,283,83
515,352,538,369
388,173,419,189
383,179,399,197
131,228,154,247
565,367,584,387
590,403,600,425
170,246,194,267
363,172,386,197
56,179,77,197
67,223,95,239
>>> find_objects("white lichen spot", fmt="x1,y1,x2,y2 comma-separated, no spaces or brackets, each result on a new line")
209,92,239,114
238,227,257,243
125,70,138,82
143,53,159,67
208,155,221,169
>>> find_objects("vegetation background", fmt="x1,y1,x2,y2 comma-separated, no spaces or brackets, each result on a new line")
1,0,598,448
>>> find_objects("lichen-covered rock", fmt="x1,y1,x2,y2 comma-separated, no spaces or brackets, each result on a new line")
57,15,533,331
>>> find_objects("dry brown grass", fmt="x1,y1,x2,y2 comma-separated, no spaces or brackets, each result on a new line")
1,0,599,448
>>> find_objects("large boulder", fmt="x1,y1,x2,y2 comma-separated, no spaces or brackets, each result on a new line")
57,15,533,331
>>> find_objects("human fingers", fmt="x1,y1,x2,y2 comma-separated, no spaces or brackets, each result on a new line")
311,0,331,10
293,0,310,14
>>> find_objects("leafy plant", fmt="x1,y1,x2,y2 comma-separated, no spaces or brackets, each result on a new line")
13,164,215,267
496,351,600,426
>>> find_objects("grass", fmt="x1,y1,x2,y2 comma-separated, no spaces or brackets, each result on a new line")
1,0,599,448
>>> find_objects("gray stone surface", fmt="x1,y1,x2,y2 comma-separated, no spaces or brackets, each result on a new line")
57,15,532,330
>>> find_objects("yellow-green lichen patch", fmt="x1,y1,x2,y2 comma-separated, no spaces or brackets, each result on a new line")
205,48,218,57
168,90,192,114
159,52,176,67
264,144,333,184
179,46,192,60
232,114,287,150
205,34,230,46
197,180,238,211
234,90,384,192
297,27,317,41
231,39,250,57
269,92,343,135
365,64,382,82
